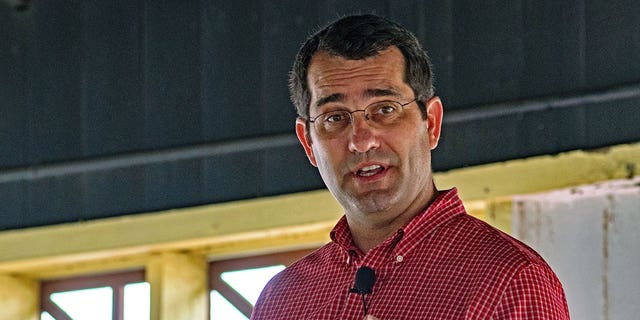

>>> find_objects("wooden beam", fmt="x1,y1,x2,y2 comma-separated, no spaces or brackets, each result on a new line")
146,252,208,320
435,142,640,201
0,275,39,320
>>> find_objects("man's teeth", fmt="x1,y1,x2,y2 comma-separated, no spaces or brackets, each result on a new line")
357,165,383,177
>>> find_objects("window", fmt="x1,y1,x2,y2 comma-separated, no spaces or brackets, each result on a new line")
209,249,315,319
38,249,316,319
40,270,148,320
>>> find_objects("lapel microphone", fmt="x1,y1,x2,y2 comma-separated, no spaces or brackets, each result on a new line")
349,266,376,316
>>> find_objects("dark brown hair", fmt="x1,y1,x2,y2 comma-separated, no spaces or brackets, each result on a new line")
289,14,435,120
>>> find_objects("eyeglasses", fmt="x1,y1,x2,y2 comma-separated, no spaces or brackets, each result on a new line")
308,99,416,138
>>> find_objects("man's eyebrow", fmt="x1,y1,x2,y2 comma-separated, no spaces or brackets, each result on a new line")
364,88,403,98
315,93,345,108
315,89,401,108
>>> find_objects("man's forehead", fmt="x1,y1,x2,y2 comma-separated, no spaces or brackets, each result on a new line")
307,47,404,76
306,47,407,109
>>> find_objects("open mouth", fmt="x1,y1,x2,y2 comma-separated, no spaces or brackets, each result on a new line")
356,164,385,177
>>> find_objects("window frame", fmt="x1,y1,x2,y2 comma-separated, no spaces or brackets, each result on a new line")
208,248,316,318
40,269,145,320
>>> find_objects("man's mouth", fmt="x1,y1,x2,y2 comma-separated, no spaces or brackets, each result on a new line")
356,164,385,177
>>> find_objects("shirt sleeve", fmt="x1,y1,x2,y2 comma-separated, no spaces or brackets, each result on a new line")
491,263,570,319
250,280,273,320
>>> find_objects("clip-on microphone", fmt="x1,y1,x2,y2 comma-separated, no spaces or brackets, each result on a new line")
349,266,376,316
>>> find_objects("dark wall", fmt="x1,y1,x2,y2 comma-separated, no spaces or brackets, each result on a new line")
1,0,639,230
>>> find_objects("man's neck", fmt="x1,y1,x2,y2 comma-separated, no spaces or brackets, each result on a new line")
348,186,440,254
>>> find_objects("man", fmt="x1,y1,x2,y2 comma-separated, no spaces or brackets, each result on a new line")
252,14,569,319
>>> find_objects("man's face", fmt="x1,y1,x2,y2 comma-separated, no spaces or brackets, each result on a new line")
296,46,443,219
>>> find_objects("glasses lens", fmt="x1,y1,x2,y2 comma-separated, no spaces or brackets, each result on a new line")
366,101,403,125
316,111,351,137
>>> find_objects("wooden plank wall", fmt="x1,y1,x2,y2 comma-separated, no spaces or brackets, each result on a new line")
1,0,639,230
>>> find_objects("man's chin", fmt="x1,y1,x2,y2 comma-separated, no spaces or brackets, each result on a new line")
345,189,397,214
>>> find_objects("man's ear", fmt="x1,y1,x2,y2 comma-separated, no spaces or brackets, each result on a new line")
425,96,443,150
295,118,318,167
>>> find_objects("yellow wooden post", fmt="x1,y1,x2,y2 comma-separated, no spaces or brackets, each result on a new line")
147,252,208,320
0,274,39,320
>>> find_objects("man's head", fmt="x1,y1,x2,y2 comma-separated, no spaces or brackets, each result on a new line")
289,14,435,120
290,14,443,222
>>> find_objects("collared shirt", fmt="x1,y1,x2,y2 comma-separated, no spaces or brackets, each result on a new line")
251,189,570,319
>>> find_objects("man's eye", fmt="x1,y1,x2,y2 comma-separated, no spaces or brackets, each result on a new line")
325,113,347,123
373,104,398,115
379,105,397,114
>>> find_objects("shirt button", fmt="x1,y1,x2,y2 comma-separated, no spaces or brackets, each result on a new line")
396,255,404,263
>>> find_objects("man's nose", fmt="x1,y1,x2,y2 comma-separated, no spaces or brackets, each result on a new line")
348,113,379,153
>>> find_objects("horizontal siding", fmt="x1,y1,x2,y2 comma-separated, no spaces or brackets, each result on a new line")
0,0,639,229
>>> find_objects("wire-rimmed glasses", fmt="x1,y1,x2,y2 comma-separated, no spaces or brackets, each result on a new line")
308,99,416,138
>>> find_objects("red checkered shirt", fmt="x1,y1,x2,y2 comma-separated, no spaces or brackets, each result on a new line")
252,188,569,319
